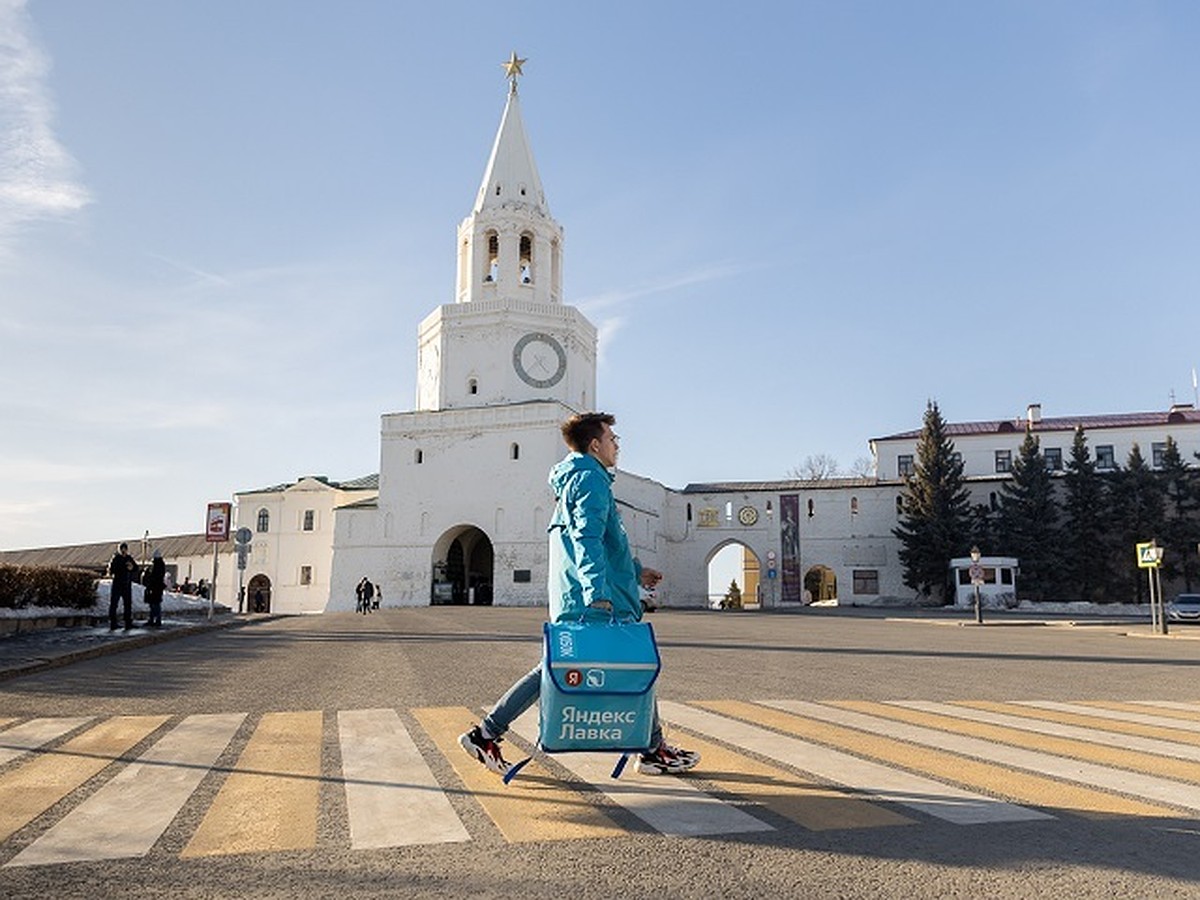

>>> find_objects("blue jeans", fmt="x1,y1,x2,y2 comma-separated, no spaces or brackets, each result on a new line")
482,658,664,748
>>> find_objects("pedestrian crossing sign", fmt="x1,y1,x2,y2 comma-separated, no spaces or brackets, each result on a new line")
1136,542,1161,568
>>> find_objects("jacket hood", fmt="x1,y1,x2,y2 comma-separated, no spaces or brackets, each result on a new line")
549,452,612,495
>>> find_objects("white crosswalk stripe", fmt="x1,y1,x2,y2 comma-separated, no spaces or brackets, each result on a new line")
0,717,92,767
338,708,469,848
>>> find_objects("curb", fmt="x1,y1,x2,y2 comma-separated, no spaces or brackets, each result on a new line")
0,615,280,683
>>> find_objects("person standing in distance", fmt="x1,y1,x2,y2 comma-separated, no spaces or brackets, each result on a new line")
459,412,699,776
108,542,138,631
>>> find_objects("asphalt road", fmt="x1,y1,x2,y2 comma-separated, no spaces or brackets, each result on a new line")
1,607,1199,898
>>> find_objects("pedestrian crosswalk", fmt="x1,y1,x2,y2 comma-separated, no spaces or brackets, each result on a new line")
1,698,1198,866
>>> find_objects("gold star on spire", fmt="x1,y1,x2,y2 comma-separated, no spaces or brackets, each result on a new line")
502,52,527,92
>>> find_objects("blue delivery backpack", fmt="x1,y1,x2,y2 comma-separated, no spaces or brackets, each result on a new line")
502,619,661,783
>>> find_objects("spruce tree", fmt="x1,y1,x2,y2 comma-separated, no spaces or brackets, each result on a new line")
1108,444,1165,604
997,429,1061,600
1158,437,1198,591
893,401,971,603
1061,426,1110,601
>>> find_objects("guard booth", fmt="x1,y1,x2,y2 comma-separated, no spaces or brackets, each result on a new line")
949,556,1019,609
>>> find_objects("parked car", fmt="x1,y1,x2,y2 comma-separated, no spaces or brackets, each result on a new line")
1167,594,1200,622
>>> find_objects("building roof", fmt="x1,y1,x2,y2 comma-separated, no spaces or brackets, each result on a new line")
237,473,379,496
682,477,879,494
0,533,215,571
871,407,1200,443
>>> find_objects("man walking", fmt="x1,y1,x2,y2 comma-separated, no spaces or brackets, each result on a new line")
108,542,138,631
459,412,699,776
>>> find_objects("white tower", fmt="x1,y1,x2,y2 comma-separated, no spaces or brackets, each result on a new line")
416,54,597,413
329,55,600,610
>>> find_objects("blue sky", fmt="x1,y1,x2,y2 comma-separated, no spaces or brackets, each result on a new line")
2,0,1198,550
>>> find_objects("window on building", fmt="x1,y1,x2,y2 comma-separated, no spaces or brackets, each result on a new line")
897,454,914,478
852,570,879,595
256,508,270,533
302,510,315,532
513,569,532,583
686,503,692,522
1096,445,1116,470
485,231,499,282
1044,447,1062,471
415,449,423,464
1001,569,1014,585
519,233,533,284
1152,442,1167,468
850,497,859,516
510,442,520,460
995,450,1012,473
989,491,999,511
468,378,478,395
895,495,904,516
300,565,312,586
807,498,815,518
725,501,733,522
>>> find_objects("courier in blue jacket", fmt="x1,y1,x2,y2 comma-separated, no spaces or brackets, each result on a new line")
459,412,700,776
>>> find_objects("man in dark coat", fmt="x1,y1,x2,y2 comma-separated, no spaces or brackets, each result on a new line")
108,542,139,631
144,549,166,626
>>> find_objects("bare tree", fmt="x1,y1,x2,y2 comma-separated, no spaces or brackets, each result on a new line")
847,456,876,477
788,453,840,480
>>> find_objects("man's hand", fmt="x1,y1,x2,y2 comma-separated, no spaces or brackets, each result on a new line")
640,567,662,589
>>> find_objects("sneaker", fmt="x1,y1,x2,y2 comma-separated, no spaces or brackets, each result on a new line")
458,726,511,775
636,741,700,775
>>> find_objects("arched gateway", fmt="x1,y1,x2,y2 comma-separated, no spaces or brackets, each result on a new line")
431,525,495,605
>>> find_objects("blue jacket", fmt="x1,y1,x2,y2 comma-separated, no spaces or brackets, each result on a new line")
547,452,643,623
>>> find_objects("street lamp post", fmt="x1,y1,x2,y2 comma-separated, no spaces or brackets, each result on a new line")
970,545,984,625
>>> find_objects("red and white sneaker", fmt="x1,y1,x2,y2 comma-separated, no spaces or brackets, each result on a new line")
636,741,700,775
458,726,511,776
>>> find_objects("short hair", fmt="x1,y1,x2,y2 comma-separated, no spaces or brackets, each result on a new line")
118,542,128,552
561,412,615,453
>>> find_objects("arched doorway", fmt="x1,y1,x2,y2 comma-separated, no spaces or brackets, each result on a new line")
431,526,494,605
706,541,762,609
247,573,272,613
804,565,837,604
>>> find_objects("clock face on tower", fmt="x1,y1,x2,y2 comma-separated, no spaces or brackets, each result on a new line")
513,332,567,388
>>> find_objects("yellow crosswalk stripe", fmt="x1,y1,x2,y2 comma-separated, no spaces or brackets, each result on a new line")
958,701,1200,744
412,706,626,843
840,701,1200,785
0,716,170,843
658,727,915,832
181,711,322,857
723,700,1185,821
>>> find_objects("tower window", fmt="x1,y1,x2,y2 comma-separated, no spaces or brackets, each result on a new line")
302,510,315,532
510,442,520,460
468,378,478,395
415,449,424,464
687,503,693,522
520,233,533,284
850,497,859,516
807,499,815,518
256,508,270,533
485,232,499,283
300,565,313,586
895,495,904,516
